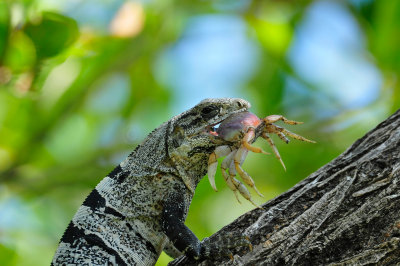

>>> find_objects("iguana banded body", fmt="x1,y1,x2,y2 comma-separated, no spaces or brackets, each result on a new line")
52,98,251,265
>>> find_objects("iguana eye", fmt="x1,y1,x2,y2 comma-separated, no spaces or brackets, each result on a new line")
201,105,219,119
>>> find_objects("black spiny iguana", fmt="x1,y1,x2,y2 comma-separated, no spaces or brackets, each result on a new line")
52,98,252,265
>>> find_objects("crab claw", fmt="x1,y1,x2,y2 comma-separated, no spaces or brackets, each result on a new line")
208,153,219,192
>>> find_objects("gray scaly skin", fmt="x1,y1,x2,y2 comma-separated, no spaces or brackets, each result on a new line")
52,98,251,265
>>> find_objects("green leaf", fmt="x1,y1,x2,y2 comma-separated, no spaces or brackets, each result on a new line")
4,31,36,72
0,2,10,62
24,12,79,59
370,1,400,71
0,243,17,265
249,17,293,56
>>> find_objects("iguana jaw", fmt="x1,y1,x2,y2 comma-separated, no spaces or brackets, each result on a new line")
196,98,251,137
205,108,250,137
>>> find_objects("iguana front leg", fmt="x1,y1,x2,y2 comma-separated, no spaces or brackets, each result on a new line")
162,190,202,258
162,182,251,261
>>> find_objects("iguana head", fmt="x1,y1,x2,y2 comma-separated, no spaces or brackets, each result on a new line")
168,98,251,192
171,98,250,136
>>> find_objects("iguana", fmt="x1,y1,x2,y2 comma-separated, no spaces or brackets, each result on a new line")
52,98,252,265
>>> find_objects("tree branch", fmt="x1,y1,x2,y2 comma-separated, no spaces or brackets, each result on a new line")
170,109,400,265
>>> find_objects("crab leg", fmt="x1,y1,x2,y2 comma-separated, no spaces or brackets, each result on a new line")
221,150,241,203
264,115,303,125
277,132,290,143
280,128,315,143
228,159,258,207
233,142,264,198
265,124,288,144
231,177,260,208
223,151,258,206
222,170,241,203
208,145,234,191
242,128,269,155
267,125,315,143
262,133,286,171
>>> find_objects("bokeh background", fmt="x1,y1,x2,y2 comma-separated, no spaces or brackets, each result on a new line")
0,0,399,265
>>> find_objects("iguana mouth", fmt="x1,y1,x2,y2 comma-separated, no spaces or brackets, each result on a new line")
206,110,247,137
205,116,232,137
206,123,220,136
207,104,250,137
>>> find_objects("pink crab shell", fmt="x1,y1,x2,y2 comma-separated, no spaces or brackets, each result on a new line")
216,111,261,142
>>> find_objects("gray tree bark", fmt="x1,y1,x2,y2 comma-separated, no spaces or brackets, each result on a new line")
170,109,400,266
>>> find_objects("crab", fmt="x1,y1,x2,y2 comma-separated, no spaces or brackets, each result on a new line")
207,111,315,207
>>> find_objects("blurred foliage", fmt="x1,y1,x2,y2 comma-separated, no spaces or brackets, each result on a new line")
24,12,78,59
0,0,399,265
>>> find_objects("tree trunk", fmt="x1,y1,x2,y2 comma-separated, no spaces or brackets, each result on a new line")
170,109,400,266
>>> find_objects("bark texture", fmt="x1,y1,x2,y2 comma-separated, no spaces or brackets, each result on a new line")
170,109,400,266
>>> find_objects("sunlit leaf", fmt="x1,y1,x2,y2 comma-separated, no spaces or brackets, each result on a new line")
248,17,292,56
0,2,10,62
24,12,79,59
370,1,400,71
0,243,17,265
3,31,35,72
